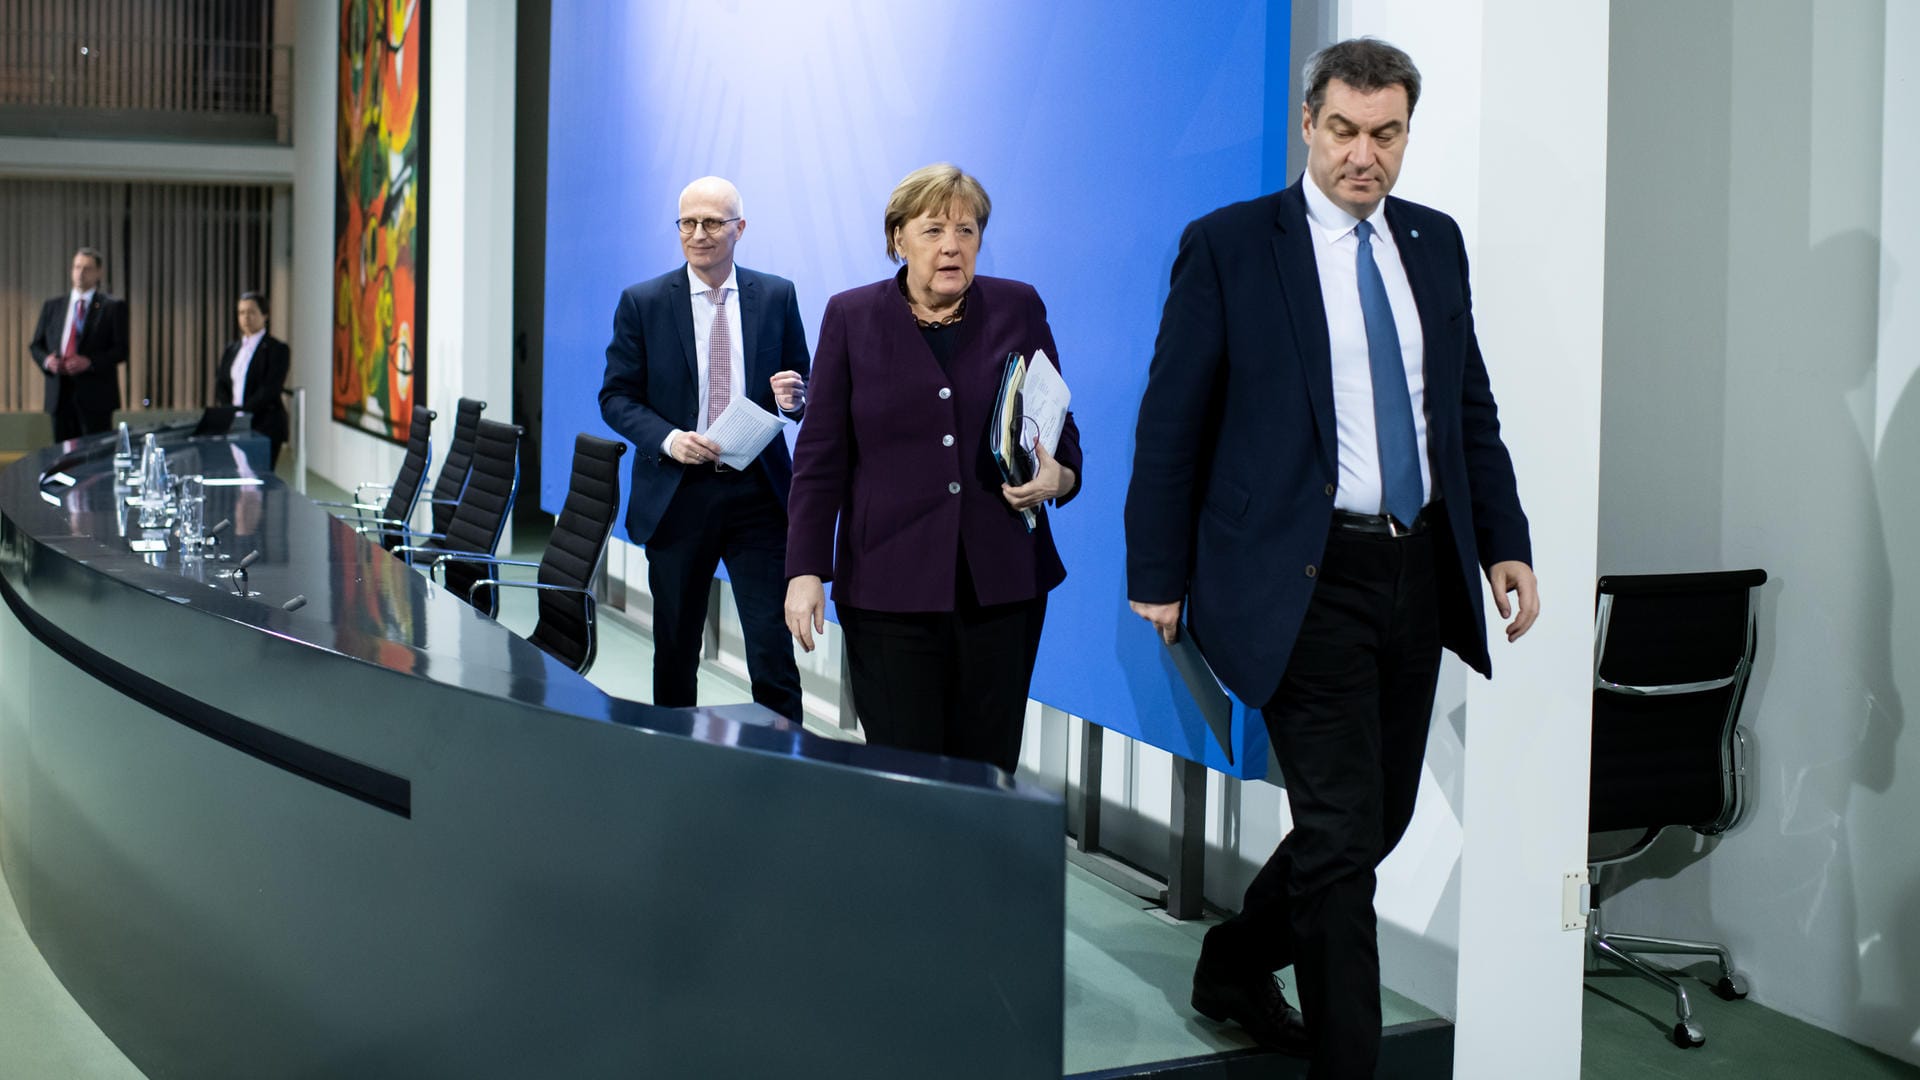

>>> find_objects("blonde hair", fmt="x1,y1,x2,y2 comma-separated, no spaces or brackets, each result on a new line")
883,164,991,262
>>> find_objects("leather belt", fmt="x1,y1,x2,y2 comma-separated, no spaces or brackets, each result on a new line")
1330,502,1440,538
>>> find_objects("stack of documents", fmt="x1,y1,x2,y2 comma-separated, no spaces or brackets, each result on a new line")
988,349,1071,532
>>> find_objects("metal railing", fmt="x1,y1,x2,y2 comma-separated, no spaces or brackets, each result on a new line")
0,31,293,144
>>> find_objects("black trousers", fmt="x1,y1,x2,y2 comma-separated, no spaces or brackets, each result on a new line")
837,569,1046,775
645,466,802,723
50,391,104,442
1201,524,1442,1080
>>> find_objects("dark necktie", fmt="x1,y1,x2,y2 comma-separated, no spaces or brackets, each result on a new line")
64,297,88,358
1355,221,1421,527
707,288,732,425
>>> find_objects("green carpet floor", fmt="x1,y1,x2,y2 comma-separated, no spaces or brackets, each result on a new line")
1,475,1915,1078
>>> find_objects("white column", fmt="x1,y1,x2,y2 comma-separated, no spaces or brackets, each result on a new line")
1341,2,1609,1075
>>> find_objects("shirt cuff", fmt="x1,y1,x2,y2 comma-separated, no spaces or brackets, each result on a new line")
661,431,682,458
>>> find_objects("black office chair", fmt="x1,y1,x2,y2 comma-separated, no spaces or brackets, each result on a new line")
318,405,435,551
435,434,627,673
390,419,524,607
426,397,486,535
1586,569,1766,1050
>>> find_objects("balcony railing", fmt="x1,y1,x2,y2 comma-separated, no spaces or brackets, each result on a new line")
0,31,293,144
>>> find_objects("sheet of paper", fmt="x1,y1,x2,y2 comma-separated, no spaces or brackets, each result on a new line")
706,395,785,470
200,477,265,487
1022,349,1071,456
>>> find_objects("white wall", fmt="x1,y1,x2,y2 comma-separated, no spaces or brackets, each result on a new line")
1599,0,1920,1066
290,0,517,501
1345,4,1607,1076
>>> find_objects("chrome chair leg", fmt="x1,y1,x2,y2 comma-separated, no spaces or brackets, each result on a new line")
1598,931,1740,989
1591,934,1705,1048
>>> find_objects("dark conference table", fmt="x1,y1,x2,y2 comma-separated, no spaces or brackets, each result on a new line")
0,427,1063,1079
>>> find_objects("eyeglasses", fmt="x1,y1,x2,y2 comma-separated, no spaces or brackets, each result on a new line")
675,216,741,237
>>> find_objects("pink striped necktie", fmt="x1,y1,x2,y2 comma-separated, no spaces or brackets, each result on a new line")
706,288,732,425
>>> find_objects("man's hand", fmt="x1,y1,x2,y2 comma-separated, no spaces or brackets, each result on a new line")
785,574,827,652
770,370,807,413
66,354,92,374
1129,599,1182,644
1001,440,1076,511
1488,560,1540,642
668,431,723,466
44,357,64,375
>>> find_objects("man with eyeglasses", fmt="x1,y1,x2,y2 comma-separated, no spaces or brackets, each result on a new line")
600,176,811,723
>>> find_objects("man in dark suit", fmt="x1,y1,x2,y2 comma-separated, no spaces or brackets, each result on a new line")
1125,38,1540,1078
29,246,129,441
600,176,811,723
214,290,292,468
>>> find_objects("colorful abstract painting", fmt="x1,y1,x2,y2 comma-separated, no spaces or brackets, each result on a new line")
333,0,427,445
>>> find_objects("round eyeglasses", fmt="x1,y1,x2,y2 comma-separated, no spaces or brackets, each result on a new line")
675,216,741,237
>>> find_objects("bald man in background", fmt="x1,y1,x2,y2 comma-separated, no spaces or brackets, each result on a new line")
599,177,812,722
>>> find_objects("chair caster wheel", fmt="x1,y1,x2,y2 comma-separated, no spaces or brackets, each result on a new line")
1712,973,1749,1001
1672,1022,1705,1048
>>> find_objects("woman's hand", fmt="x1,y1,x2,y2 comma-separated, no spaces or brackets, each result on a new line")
785,574,827,652
1001,440,1075,512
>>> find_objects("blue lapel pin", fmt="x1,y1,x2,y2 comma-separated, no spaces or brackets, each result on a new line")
1410,228,1420,238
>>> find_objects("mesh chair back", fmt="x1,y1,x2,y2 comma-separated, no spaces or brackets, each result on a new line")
440,418,522,609
429,397,486,535
526,434,627,672
1590,570,1766,835
379,406,436,551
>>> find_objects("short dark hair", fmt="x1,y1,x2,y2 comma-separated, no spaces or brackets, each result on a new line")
74,246,104,269
239,290,267,308
1302,37,1421,121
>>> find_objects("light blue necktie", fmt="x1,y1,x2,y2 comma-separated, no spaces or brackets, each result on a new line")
1355,220,1422,528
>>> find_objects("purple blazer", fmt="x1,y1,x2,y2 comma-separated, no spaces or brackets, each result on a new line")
786,273,1083,612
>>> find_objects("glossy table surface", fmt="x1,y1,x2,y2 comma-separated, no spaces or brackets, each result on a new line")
0,424,1065,1079
3,425,1014,788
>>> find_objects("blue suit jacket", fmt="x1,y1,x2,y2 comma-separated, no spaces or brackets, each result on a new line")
599,264,812,543
1124,182,1531,707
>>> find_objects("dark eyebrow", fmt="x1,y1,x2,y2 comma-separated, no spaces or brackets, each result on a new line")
1323,111,1404,136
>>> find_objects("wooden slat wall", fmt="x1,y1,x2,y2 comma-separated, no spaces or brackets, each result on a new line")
2,179,273,414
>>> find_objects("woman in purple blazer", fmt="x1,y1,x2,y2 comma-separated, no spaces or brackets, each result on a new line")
784,164,1083,773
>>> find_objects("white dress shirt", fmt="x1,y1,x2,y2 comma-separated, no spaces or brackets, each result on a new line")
663,264,745,455
229,329,266,404
1301,174,1433,516
58,288,98,360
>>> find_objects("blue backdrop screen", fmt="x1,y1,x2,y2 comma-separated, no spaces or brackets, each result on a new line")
544,1,1291,776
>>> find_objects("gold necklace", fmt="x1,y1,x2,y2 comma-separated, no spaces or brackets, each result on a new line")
900,278,966,328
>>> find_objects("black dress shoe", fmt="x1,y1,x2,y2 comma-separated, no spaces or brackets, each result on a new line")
1191,965,1310,1055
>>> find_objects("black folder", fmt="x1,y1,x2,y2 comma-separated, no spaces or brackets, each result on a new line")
988,352,1036,531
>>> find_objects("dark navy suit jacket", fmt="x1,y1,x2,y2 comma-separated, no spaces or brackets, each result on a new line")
215,335,292,445
786,273,1083,612
29,291,129,429
1124,181,1531,707
599,264,811,543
